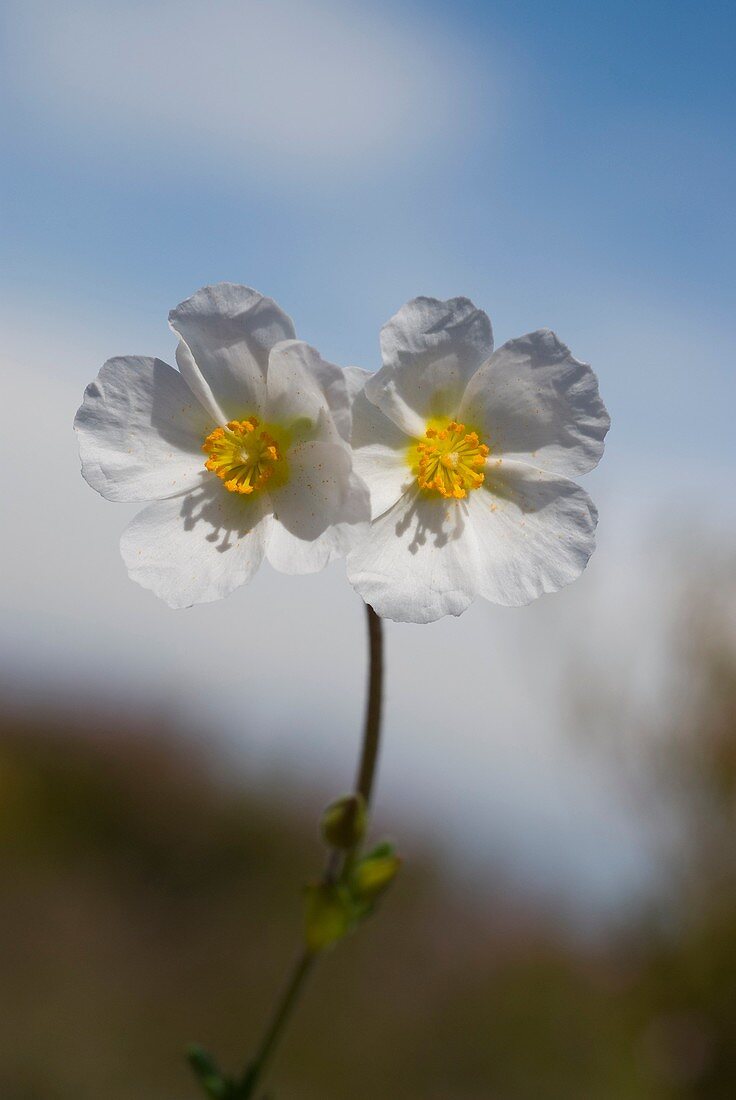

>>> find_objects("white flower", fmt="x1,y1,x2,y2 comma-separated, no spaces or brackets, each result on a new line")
75,283,369,608
346,296,610,624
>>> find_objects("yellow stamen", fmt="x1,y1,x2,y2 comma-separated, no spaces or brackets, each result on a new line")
411,419,490,500
201,417,287,496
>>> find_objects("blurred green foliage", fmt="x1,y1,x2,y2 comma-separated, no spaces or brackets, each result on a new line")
1,580,735,1098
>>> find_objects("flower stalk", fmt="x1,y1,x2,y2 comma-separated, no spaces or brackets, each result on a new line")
356,605,384,806
189,603,388,1100
236,951,316,1098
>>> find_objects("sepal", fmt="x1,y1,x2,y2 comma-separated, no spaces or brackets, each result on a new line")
321,793,367,849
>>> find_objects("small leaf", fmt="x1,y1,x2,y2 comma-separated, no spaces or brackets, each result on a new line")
187,1044,232,1098
363,840,396,861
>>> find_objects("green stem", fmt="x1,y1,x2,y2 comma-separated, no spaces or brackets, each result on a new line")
226,601,385,1100
355,604,384,807
238,951,315,1098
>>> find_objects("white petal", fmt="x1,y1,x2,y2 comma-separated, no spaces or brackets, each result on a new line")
267,472,369,574
347,490,481,624
468,459,598,606
270,439,359,541
169,283,295,419
350,369,413,520
366,297,494,436
343,364,372,405
74,356,212,502
459,330,610,476
120,482,271,608
175,341,228,426
264,340,348,443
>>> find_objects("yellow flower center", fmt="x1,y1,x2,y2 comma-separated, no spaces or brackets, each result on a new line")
202,417,287,496
413,419,490,500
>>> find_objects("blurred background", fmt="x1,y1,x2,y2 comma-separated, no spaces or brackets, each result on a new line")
1,0,735,1096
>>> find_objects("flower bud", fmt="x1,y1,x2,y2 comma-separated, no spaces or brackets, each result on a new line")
351,846,401,905
304,882,354,952
321,793,367,850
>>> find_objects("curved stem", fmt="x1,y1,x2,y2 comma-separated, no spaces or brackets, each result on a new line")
232,602,385,1099
356,604,384,807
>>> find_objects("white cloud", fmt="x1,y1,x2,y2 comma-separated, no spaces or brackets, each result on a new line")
4,0,485,180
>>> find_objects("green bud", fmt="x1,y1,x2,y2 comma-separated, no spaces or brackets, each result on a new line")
351,847,401,905
321,793,367,850
304,882,355,952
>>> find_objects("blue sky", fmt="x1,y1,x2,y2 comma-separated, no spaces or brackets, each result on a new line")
2,0,734,474
1,0,734,918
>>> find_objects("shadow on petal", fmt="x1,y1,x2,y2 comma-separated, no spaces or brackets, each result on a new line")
180,484,270,554
148,359,215,454
484,459,595,519
394,492,470,555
